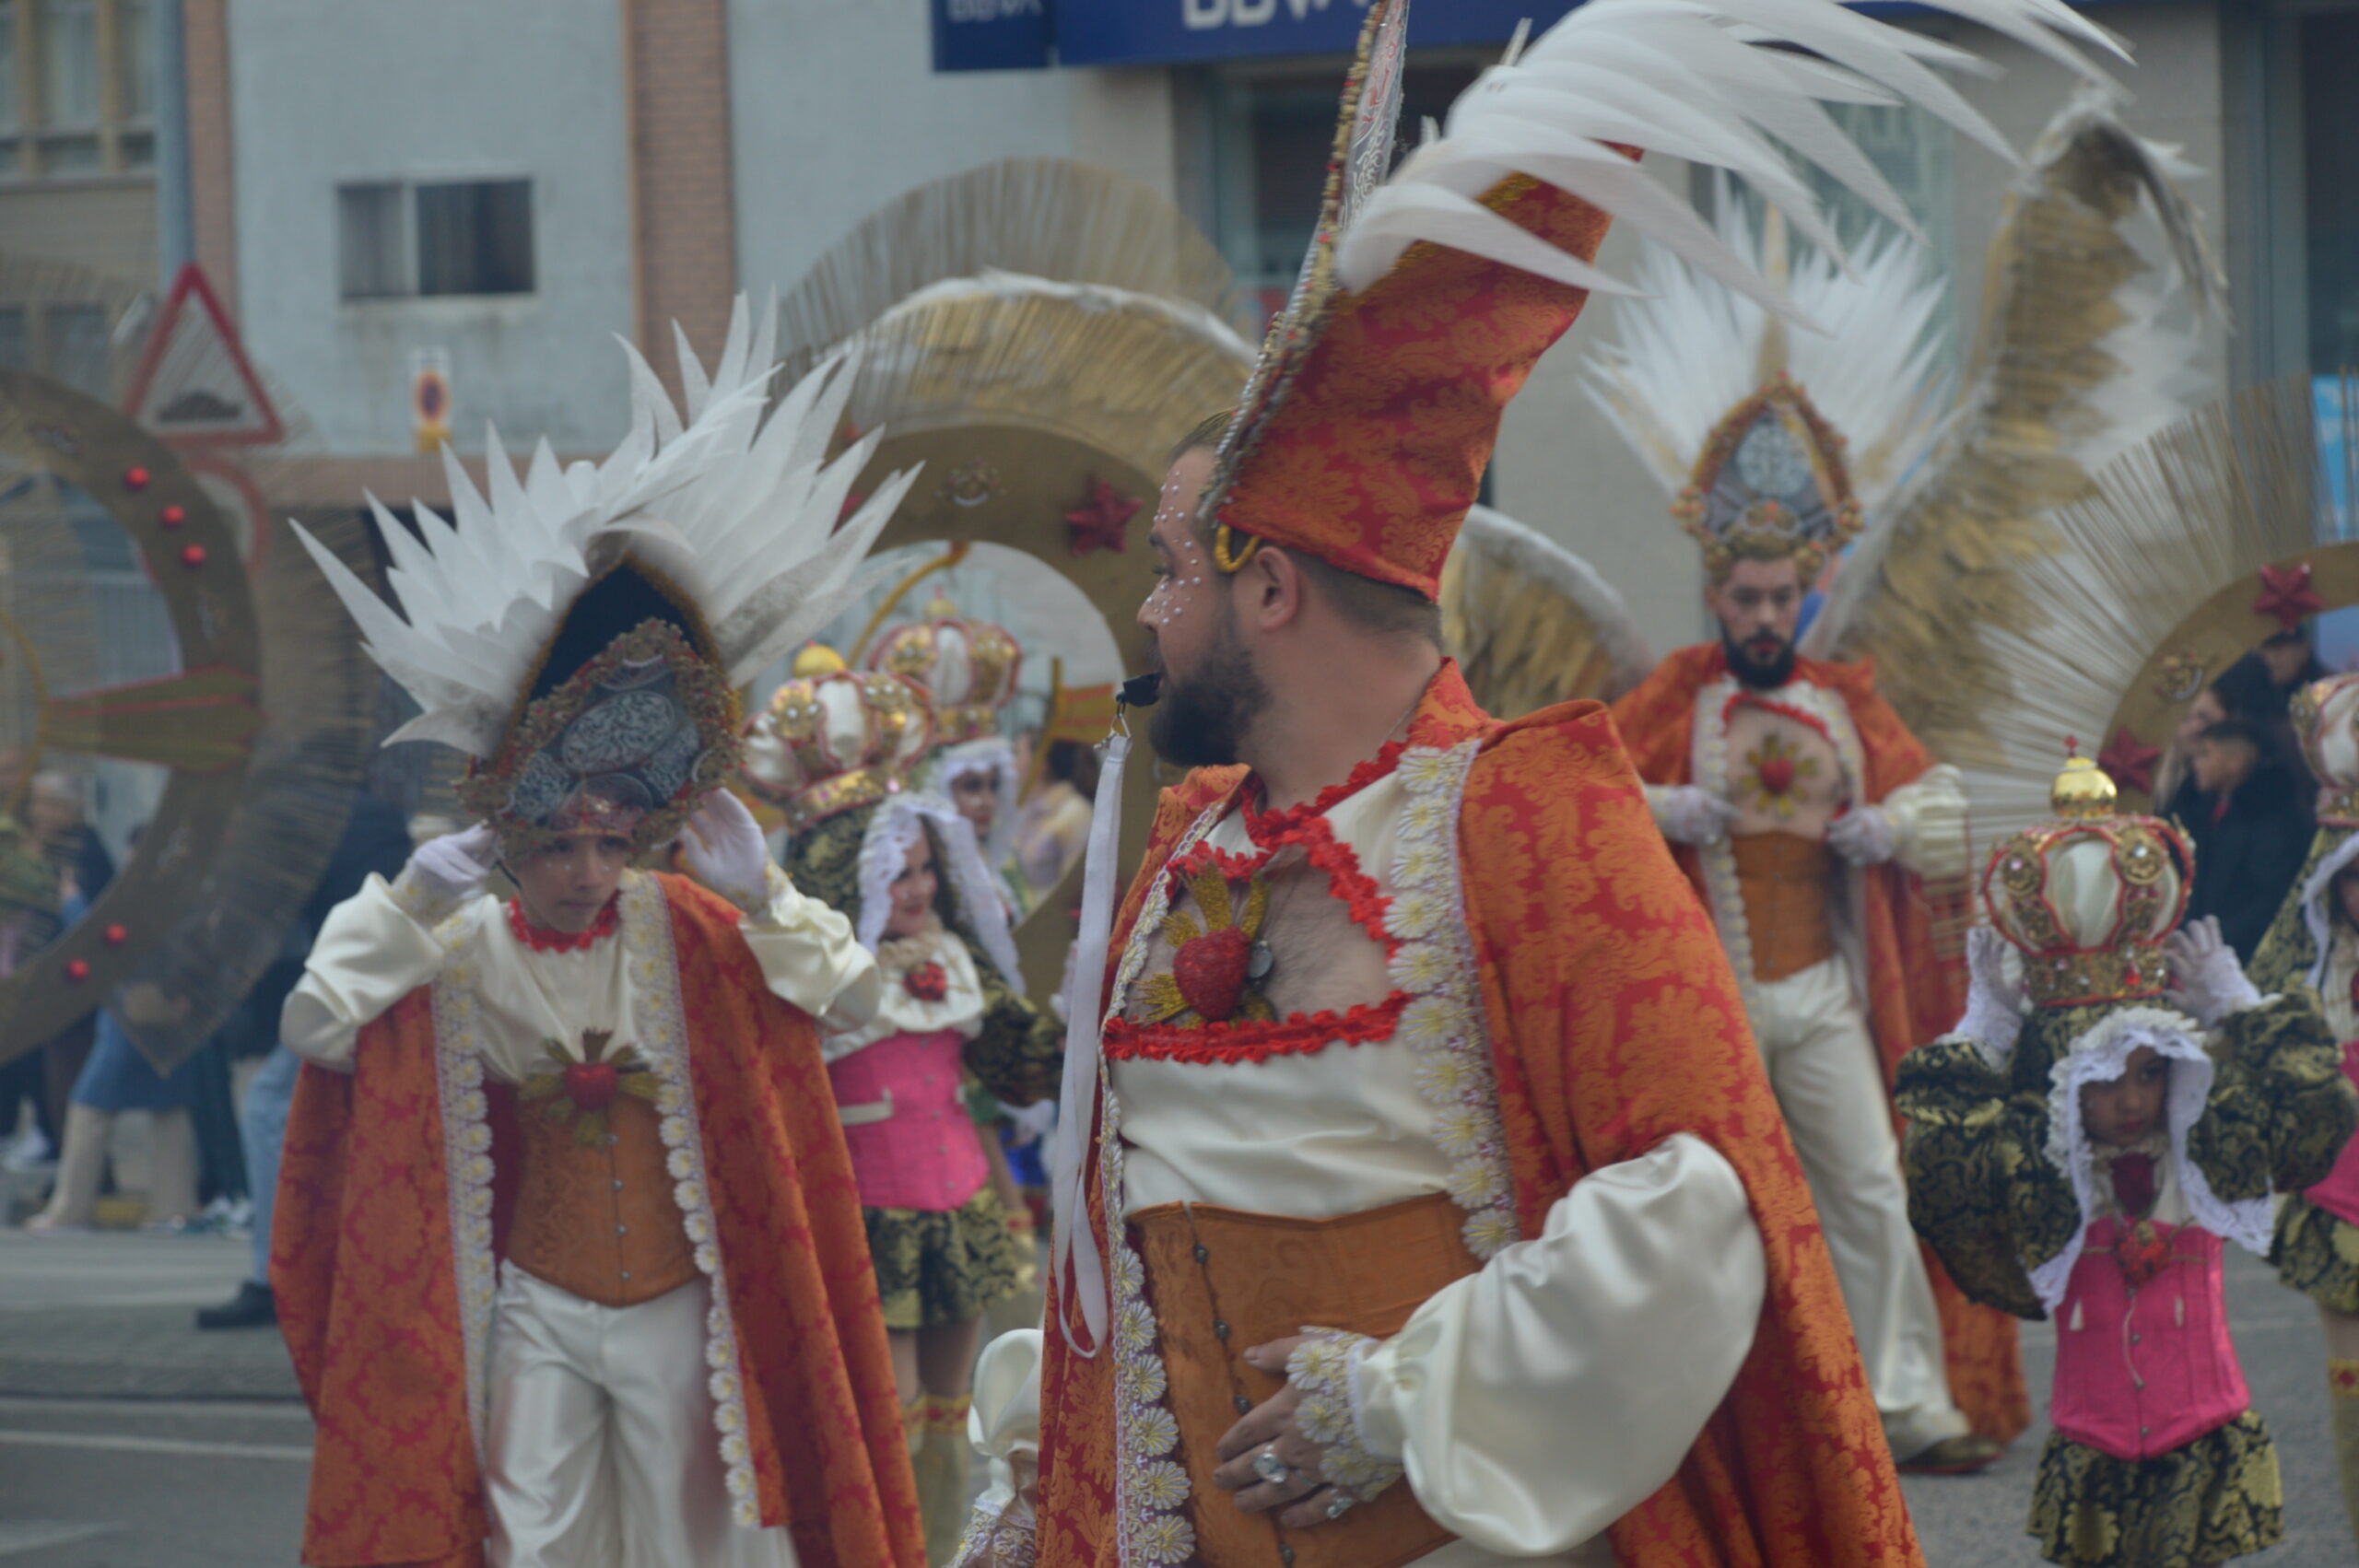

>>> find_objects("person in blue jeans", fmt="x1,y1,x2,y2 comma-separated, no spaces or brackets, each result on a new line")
197,791,410,1328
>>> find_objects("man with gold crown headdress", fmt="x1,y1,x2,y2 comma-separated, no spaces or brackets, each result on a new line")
1602,208,2018,1471
1899,752,2352,1564
945,2,2128,1566
266,299,930,1568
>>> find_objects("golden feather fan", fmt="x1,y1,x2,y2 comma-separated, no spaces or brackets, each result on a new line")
1440,504,1652,718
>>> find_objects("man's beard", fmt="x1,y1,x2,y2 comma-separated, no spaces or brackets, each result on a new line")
1147,607,1271,768
1721,623,1798,690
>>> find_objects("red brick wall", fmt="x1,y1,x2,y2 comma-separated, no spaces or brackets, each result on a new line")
625,0,738,401
185,0,237,307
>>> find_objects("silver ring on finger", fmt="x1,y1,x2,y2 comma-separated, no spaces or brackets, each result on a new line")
1252,1445,1293,1487
1323,1490,1356,1520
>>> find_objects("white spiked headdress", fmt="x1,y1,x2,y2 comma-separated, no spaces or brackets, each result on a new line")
1587,199,1951,581
293,294,922,854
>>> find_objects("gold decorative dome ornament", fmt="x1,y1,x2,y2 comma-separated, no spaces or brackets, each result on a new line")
740,670,933,833
1983,753,2191,1008
2048,752,2118,820
792,643,849,678
2294,672,2359,826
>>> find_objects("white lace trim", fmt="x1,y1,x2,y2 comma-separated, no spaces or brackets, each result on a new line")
858,790,1026,990
2298,828,2359,992
614,871,765,1527
2028,1005,2276,1314
1287,1328,1401,1508
827,921,988,1058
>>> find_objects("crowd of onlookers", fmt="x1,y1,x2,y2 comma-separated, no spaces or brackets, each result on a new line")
2157,627,2332,960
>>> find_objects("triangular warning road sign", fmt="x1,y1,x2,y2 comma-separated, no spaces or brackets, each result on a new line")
122,264,285,448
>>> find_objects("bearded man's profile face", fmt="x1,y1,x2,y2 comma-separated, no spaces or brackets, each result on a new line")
1135,446,1273,766
1708,556,1806,690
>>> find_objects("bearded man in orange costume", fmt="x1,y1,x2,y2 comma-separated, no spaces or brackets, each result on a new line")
1598,253,2025,1471
268,303,929,1568
945,3,2116,1567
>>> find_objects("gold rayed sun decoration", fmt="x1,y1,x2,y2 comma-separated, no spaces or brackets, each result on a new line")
1138,867,1275,1026
1734,731,1817,819
522,1027,661,1145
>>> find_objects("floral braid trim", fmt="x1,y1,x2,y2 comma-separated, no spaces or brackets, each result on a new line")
1100,1086,1196,1567
617,872,764,1527
428,918,499,1454
1690,676,1757,1007
1286,1328,1402,1511
1392,742,1521,1260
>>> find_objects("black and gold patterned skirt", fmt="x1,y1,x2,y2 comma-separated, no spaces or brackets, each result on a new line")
2029,1410,2283,1568
864,1187,1025,1331
2271,1189,2359,1314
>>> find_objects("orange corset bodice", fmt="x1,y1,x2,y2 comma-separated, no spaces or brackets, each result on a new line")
1729,830,1837,982
1127,1192,1478,1568
508,1093,698,1307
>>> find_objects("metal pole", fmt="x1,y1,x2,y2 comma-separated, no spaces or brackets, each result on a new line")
154,0,194,285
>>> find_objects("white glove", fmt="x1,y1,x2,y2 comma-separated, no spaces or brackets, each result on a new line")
393,823,498,920
1825,804,1896,866
1650,785,1737,846
2165,915,2262,1028
680,789,774,911
1956,926,2024,1068
1000,1099,1057,1145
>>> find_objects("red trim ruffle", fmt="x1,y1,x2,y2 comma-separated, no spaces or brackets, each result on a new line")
1103,992,1409,1065
506,895,621,953
1241,739,1408,843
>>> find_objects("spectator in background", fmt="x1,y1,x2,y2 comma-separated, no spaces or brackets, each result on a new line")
2154,682,2230,829
0,815,63,1172
24,874,203,1235
1014,738,1098,902
2184,716,2314,960
5,772,118,1176
196,791,412,1328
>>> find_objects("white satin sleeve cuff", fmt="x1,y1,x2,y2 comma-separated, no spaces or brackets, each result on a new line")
1352,1132,1766,1556
1881,764,1968,883
953,1328,1043,1568
741,865,882,1036
280,873,475,1071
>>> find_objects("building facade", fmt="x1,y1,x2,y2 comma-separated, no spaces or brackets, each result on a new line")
1,0,2349,648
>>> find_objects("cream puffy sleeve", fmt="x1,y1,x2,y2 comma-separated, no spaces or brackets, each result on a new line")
281,873,481,1071
736,863,881,1036
951,1328,1044,1568
1878,762,1968,882
1345,1133,1766,1556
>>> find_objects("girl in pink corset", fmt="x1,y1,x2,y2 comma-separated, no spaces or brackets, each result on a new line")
1902,912,2353,1568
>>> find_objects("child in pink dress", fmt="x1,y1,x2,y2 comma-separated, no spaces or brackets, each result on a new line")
1902,911,2351,1567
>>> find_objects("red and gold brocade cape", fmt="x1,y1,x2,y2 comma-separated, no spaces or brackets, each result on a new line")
1038,664,1923,1568
271,872,922,1568
1608,641,2027,1445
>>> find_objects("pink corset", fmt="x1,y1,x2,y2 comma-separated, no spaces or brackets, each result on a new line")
827,1028,991,1213
2305,1042,2359,1227
2050,1218,2249,1461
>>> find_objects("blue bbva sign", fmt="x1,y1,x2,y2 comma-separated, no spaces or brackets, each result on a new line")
933,0,1577,71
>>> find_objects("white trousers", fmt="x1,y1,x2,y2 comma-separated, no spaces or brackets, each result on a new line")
487,1265,797,1568
1750,957,1967,1458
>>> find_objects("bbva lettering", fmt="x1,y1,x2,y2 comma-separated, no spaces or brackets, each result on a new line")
1182,0,1368,29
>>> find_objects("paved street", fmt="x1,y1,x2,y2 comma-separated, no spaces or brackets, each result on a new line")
0,1230,2350,1564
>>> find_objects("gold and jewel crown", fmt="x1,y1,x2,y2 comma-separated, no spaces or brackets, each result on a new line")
1676,375,1864,584
739,665,933,833
2294,672,2359,825
868,599,1022,749
1983,751,2192,1008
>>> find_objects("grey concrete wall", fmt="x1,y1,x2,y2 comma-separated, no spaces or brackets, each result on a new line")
726,0,1179,301
226,0,636,457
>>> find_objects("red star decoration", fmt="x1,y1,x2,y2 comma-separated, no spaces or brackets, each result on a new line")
2097,726,2162,794
2252,561,2325,632
1065,477,1141,556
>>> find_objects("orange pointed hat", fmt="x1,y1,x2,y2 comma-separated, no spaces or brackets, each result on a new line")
1200,0,2119,603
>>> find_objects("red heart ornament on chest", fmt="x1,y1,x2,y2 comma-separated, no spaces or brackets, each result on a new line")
904,961,949,1002
2117,1219,2172,1290
1758,755,1797,796
1173,925,1252,1022
564,1061,620,1112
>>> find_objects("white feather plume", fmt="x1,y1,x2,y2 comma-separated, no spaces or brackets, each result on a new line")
291,294,922,757
1332,0,2122,317
1586,197,1953,518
